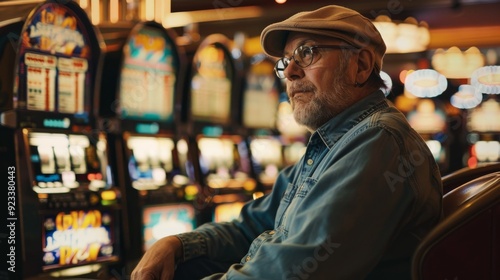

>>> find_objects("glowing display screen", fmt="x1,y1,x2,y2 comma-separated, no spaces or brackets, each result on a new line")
142,204,196,251
125,135,194,190
119,24,176,122
28,132,109,193
242,58,279,129
42,210,118,270
190,44,232,124
197,137,254,190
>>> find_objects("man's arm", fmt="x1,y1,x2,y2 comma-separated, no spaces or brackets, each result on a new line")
131,235,182,280
131,165,297,279
177,167,295,263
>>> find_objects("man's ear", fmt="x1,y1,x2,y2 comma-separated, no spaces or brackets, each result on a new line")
355,49,375,86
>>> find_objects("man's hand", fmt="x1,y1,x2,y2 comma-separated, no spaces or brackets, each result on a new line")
131,236,183,280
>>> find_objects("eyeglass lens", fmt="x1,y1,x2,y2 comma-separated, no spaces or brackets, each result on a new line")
274,45,315,79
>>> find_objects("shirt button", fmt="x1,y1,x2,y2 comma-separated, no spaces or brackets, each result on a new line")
307,159,314,165
245,255,251,262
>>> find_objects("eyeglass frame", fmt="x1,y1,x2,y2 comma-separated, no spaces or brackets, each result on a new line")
274,44,358,79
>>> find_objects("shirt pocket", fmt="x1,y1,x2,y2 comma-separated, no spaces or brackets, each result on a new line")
276,177,317,231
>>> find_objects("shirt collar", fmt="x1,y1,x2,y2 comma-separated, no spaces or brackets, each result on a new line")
314,90,388,149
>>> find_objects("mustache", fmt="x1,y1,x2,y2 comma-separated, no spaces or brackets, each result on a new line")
287,82,317,98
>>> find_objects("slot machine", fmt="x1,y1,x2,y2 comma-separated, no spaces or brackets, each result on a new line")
110,21,198,265
0,15,24,279
0,1,122,278
241,53,284,193
465,96,500,167
406,98,450,173
186,34,256,224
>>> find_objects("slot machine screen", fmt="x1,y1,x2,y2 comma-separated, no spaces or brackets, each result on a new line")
16,2,92,115
214,202,245,223
27,132,110,193
190,43,232,124
142,204,196,251
249,137,282,186
118,24,177,122
41,209,118,271
242,56,280,129
467,98,500,132
197,137,253,189
125,135,178,190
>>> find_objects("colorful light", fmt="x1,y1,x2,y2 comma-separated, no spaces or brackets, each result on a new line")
432,47,485,79
373,15,430,54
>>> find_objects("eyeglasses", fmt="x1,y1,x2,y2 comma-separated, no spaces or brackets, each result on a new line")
274,44,356,79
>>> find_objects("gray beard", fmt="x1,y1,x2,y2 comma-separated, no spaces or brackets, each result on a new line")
291,74,351,131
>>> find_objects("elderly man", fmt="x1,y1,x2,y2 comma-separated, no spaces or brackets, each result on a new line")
131,5,442,280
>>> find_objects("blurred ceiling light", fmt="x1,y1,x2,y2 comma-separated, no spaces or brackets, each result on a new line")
275,0,287,3
407,99,446,134
373,15,430,54
432,47,485,79
404,69,447,98
467,98,500,132
450,84,483,109
162,6,263,28
470,65,500,94
380,71,392,96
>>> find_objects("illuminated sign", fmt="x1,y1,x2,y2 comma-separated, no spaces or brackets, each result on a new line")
42,210,116,268
17,2,92,115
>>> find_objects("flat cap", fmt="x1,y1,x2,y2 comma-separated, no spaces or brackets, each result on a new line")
261,5,386,71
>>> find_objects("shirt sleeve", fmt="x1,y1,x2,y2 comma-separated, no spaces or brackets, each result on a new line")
176,166,296,263
198,126,441,279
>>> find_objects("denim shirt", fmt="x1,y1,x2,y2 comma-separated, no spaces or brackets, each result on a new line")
177,91,443,280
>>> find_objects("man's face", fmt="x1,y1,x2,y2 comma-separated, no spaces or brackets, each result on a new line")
282,32,357,131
